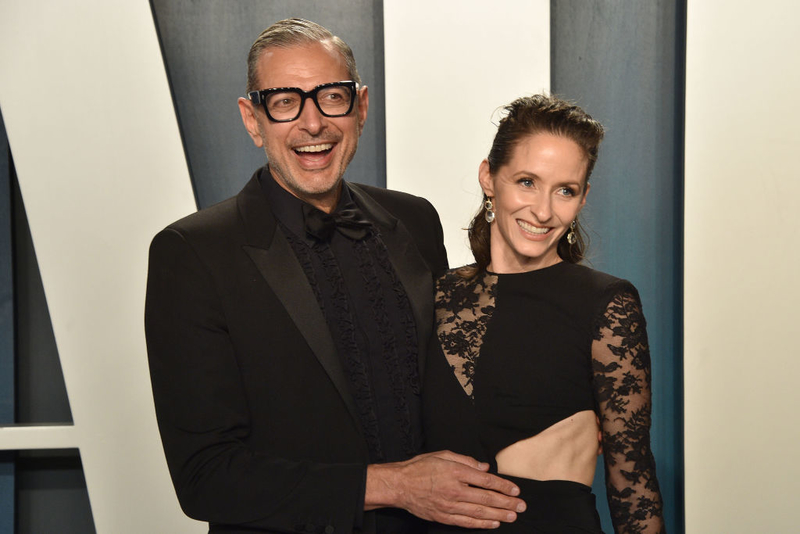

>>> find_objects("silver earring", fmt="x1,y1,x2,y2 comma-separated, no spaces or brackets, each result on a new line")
566,220,577,245
484,199,495,224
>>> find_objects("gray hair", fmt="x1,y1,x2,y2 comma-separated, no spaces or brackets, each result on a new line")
246,18,361,92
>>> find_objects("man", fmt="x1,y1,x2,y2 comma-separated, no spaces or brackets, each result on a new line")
145,18,524,533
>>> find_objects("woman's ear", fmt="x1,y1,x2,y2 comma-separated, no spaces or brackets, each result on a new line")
579,182,591,210
478,159,494,197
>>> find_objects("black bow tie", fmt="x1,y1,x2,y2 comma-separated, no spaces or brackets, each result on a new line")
303,202,372,241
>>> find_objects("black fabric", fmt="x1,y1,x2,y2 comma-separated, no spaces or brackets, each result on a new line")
302,201,372,241
262,174,422,467
428,475,603,534
145,167,448,533
426,262,664,533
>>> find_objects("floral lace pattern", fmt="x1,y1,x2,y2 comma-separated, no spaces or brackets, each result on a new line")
434,269,497,397
434,266,665,533
592,291,665,534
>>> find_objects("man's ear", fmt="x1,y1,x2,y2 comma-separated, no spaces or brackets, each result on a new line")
238,97,264,148
356,85,369,135
478,159,495,197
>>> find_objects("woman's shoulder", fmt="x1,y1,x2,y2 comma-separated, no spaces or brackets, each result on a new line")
438,266,467,282
562,264,648,335
435,265,496,305
547,264,644,329
436,265,482,289
559,262,639,298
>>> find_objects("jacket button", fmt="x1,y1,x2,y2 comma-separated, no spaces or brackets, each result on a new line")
324,526,334,534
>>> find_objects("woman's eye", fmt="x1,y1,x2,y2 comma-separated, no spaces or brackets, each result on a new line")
559,187,576,197
519,178,534,187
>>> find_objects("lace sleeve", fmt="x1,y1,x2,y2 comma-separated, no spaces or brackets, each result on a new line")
592,290,665,534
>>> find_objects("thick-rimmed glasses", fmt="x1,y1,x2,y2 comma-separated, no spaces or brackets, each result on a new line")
247,81,357,123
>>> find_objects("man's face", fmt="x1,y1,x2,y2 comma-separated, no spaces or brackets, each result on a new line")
238,41,368,212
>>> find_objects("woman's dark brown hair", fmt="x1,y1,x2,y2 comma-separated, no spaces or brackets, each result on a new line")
461,94,605,279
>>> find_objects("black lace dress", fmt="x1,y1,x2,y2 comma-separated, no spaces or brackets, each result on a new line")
423,262,665,534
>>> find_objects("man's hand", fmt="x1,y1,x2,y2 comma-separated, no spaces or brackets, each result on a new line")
365,450,526,529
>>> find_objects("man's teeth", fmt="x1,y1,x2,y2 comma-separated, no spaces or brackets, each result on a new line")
517,220,549,234
295,144,333,153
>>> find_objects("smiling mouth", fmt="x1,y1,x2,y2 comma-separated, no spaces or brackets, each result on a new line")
517,219,551,235
294,143,333,155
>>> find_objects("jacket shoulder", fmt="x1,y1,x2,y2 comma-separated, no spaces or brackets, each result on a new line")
351,182,435,212
350,182,448,275
164,196,239,236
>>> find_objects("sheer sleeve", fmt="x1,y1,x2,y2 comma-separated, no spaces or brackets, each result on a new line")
592,289,665,534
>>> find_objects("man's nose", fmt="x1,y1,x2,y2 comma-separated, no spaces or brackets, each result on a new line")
296,96,326,134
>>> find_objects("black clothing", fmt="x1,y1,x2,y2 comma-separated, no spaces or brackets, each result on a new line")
301,200,372,241
262,174,423,533
145,167,447,534
424,262,664,533
262,174,422,466
429,475,603,534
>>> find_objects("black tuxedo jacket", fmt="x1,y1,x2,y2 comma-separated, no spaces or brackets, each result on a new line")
145,169,448,533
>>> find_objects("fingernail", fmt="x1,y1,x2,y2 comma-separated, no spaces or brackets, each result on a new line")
517,501,526,513
510,485,520,496
506,512,515,522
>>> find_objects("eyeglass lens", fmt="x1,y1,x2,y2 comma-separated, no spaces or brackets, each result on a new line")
266,85,353,121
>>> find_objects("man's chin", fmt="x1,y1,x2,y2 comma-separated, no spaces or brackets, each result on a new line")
280,174,343,208
270,165,337,192
294,175,342,197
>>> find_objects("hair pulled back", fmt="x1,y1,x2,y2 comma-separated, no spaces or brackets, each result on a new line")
463,94,604,279
246,18,361,93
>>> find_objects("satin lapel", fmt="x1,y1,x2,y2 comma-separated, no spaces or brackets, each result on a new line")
237,173,363,433
349,184,434,374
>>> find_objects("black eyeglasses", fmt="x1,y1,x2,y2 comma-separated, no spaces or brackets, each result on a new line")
247,81,357,123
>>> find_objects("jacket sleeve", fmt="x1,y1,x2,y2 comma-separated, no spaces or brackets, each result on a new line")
145,227,366,533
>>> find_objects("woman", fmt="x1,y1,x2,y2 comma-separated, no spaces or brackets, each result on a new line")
423,95,665,533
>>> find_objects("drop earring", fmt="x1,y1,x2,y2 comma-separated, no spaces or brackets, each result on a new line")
484,198,495,224
566,220,577,245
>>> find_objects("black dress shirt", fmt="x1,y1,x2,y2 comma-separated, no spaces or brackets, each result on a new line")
261,171,424,533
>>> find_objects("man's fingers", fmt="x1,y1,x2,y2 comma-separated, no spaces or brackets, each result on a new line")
434,513,502,530
455,483,526,514
430,450,491,471
441,498,520,521
425,454,525,509
389,452,526,526
457,466,522,498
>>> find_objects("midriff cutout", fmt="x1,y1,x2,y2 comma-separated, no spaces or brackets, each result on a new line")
494,409,601,487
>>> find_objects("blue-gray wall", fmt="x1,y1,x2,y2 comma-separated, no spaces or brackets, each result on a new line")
151,0,386,208
552,1,685,531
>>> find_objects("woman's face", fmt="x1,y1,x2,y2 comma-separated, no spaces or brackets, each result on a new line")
479,132,590,273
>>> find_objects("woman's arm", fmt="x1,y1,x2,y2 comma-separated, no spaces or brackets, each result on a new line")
591,289,666,534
